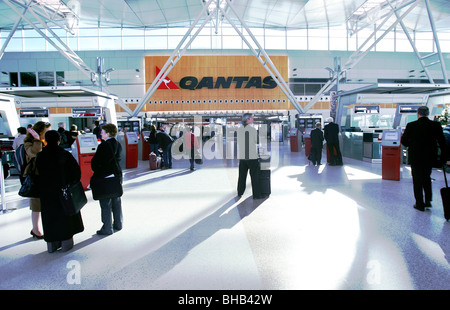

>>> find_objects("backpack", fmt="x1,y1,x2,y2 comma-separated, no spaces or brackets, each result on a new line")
13,144,26,183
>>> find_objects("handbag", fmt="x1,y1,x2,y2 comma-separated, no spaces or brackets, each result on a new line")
18,157,39,198
90,141,123,200
90,174,123,200
18,173,39,198
60,181,87,216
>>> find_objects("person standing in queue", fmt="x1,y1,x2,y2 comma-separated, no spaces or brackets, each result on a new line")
147,125,159,154
324,117,343,166
156,128,174,169
24,121,51,239
91,123,123,235
401,105,449,211
237,113,262,199
309,122,324,166
36,130,84,253
184,126,200,171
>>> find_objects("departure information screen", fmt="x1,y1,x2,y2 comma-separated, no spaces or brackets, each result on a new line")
72,107,102,118
19,108,49,118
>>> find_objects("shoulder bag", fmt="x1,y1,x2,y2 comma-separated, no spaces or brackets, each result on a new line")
18,157,40,198
59,154,87,216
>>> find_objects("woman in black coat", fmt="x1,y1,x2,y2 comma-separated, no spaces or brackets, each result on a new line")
91,123,123,236
36,130,84,253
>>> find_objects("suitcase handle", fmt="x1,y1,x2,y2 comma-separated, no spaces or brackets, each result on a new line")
444,165,449,188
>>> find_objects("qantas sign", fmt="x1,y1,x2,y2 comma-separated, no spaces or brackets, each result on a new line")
156,66,277,90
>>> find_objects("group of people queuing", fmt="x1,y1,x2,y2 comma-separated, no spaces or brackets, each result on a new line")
18,121,123,253
308,117,343,167
145,124,201,171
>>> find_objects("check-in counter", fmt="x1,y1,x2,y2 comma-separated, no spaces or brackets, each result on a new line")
343,131,364,160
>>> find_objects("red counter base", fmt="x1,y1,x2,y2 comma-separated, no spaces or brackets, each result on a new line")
382,146,401,181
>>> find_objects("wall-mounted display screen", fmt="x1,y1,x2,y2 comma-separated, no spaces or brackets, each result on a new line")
19,108,49,118
354,105,380,114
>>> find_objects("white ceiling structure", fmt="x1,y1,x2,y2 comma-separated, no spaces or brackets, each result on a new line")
0,0,449,32
0,0,449,116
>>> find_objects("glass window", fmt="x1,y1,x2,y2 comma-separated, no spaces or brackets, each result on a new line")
9,72,18,87
56,71,65,86
376,31,394,51
222,25,241,36
100,36,122,50
23,29,40,38
440,40,450,53
6,38,23,52
395,30,413,52
38,72,54,86
309,36,328,50
329,26,347,51
415,39,433,53
168,27,189,35
146,28,167,36
146,36,167,49
24,37,46,51
67,37,78,50
79,37,99,50
287,35,307,50
190,36,211,49
222,35,242,49
78,28,99,36
0,72,9,87
348,33,357,51
168,35,184,49
123,36,145,50
100,28,122,36
265,35,285,49
20,72,37,87
123,28,145,36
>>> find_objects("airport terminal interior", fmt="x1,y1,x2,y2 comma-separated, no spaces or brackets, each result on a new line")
1,0,450,290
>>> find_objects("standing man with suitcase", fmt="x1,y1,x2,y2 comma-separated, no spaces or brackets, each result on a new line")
237,113,263,199
401,106,449,211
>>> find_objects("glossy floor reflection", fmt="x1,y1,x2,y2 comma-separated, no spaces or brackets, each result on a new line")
0,142,449,290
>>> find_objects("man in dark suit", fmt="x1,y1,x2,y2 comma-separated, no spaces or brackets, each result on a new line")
309,122,324,166
401,106,448,211
324,117,343,165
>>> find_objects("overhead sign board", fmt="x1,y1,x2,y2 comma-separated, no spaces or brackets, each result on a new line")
72,107,102,118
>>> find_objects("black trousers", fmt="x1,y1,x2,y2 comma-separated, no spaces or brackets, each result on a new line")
309,147,322,165
327,142,342,165
411,165,433,206
237,159,260,197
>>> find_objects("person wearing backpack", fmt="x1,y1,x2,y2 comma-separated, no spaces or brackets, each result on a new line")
23,121,51,239
12,127,26,150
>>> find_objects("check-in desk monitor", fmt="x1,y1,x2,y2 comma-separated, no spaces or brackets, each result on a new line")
78,135,98,153
126,132,139,144
382,129,401,146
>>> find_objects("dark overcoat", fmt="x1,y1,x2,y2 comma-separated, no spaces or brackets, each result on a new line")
35,144,84,242
401,117,448,167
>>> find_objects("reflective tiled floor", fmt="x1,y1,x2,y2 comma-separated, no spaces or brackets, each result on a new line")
0,141,449,290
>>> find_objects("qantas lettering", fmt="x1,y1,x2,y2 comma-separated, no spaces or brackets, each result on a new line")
179,76,277,90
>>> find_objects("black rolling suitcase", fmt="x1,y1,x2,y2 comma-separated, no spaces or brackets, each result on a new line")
440,166,450,221
259,169,271,198
258,154,271,198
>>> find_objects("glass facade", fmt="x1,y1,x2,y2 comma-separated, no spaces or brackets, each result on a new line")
1,24,449,53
